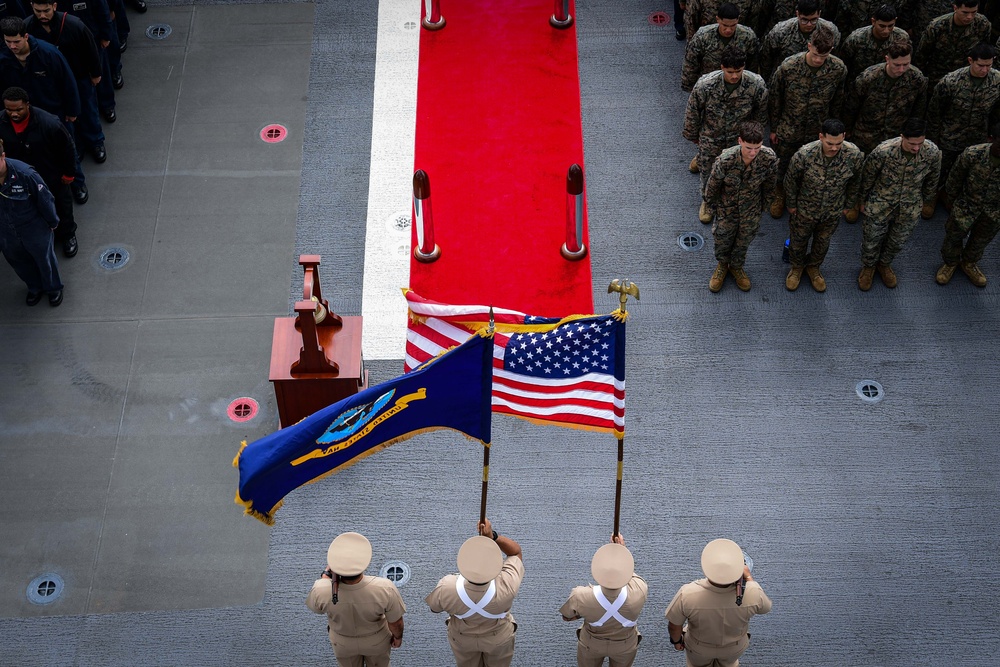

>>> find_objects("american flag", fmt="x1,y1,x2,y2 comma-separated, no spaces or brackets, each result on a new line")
404,290,625,437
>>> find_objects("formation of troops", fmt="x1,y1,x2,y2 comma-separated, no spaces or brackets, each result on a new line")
681,0,1000,292
308,527,771,667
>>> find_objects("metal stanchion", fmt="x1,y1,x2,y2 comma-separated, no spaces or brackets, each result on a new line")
560,164,587,260
550,0,573,28
422,0,446,30
413,170,441,262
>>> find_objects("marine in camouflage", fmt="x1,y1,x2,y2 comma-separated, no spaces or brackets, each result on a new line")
685,0,757,41
838,25,911,85
759,16,842,79
927,66,1000,187
914,12,992,89
843,62,928,154
940,142,1000,265
682,23,761,91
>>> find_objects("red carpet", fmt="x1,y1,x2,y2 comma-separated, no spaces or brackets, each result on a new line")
410,0,593,317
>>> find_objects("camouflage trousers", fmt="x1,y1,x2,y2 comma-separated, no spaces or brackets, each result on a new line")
713,210,761,268
697,143,729,193
937,148,962,191
788,211,841,267
940,206,1000,265
772,137,806,182
849,132,882,157
861,206,920,267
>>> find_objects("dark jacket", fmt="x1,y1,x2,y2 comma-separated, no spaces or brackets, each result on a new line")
65,0,113,43
0,0,29,19
0,35,81,120
0,106,77,187
0,157,59,237
25,11,102,82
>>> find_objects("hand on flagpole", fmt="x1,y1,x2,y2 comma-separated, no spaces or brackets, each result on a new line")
612,533,625,546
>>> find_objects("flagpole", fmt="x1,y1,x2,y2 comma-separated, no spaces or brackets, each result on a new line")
480,307,496,527
607,280,638,538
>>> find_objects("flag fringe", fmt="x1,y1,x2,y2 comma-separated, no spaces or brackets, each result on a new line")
233,488,282,526
499,412,624,439
232,439,248,468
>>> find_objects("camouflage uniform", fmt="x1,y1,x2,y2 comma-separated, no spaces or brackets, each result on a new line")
759,17,842,80
704,144,779,267
685,0,756,42
910,0,956,42
927,67,1000,188
681,24,761,91
915,12,993,90
859,136,942,266
843,63,929,154
838,25,911,86
769,51,848,178
940,143,1000,265
833,0,883,36
684,69,769,191
750,0,814,36
784,139,866,266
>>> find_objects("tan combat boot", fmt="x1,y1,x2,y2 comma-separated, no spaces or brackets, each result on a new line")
769,184,785,219
698,201,713,223
844,205,859,223
709,262,728,292
785,266,803,291
730,265,751,291
806,266,827,292
877,263,897,288
858,266,875,291
961,262,987,287
935,263,956,285
689,155,699,173
921,195,937,220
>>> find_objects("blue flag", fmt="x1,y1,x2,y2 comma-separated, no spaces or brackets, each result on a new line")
234,331,494,525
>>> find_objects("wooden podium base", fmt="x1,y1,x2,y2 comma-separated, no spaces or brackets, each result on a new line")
269,315,368,428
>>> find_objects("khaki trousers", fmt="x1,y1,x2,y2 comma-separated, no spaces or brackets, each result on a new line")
447,621,516,667
576,627,640,667
330,627,392,667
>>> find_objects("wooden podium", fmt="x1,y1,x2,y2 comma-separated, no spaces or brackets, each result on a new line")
270,255,368,428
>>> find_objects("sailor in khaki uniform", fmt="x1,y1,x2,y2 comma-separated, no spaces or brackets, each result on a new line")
665,538,772,667
425,518,524,667
560,534,648,667
306,532,406,667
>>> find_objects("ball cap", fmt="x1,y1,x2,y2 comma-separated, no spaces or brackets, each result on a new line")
591,543,634,589
701,538,744,585
326,532,372,576
457,535,503,583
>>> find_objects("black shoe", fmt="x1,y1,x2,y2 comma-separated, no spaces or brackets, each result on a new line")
73,184,89,204
103,107,117,123
62,235,78,257
26,291,42,306
112,71,124,90
48,290,63,307
92,144,107,164
675,28,686,40
130,0,148,13
119,38,128,54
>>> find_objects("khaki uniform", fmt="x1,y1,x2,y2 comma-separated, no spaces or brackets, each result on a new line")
759,17,841,81
915,13,993,90
927,67,1000,189
681,24,761,92
683,69,769,191
844,63,928,154
859,136,942,266
425,556,524,667
838,25,911,87
769,51,847,178
306,575,406,667
665,578,773,667
560,576,649,667
940,144,1000,265
704,145,779,267
784,139,866,267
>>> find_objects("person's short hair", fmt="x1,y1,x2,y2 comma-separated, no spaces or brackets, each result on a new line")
797,0,821,15
738,121,765,144
0,17,26,37
953,0,980,9
809,26,836,54
720,45,747,69
29,1,56,7
2,87,29,104
820,118,846,136
872,4,897,21
901,118,927,138
717,2,740,20
967,42,996,61
887,40,912,59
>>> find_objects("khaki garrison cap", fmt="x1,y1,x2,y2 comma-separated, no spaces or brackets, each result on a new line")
591,543,634,589
327,532,373,576
457,535,503,583
701,538,744,585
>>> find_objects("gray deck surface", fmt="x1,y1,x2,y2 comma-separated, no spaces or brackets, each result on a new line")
0,1,998,665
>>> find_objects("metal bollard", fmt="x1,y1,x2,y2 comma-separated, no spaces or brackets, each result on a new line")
550,0,573,28
560,164,587,260
422,0,446,30
413,170,441,263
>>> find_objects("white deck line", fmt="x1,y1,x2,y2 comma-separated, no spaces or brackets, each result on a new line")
360,0,421,360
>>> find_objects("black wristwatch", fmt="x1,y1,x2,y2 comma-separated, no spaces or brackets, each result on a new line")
491,529,499,541
670,636,684,646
